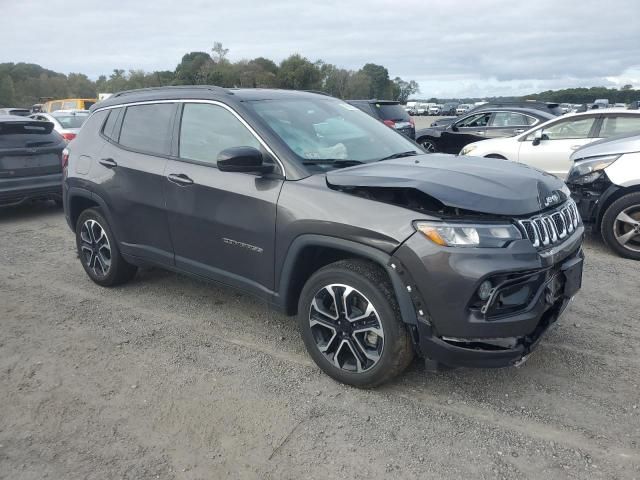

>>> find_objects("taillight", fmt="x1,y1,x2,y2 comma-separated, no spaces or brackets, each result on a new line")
62,148,69,169
383,119,395,128
61,132,76,142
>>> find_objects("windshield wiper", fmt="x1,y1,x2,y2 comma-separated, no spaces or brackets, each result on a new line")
301,159,365,166
377,151,419,161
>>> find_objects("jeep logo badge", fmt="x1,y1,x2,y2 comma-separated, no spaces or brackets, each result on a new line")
544,193,560,207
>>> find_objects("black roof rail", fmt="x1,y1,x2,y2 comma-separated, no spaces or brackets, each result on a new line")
110,85,233,98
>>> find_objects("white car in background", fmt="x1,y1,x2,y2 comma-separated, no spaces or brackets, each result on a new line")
30,110,90,142
459,110,640,178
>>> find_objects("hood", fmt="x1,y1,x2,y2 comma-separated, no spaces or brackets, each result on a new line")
326,154,568,217
571,132,640,161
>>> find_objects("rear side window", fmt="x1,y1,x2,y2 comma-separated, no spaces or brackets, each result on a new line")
179,103,260,165
599,116,640,138
490,112,534,127
374,104,410,122
119,103,175,155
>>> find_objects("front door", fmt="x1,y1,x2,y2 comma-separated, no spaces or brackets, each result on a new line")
517,115,598,178
163,102,284,296
439,112,492,153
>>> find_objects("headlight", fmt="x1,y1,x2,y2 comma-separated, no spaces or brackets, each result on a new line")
459,144,477,156
415,221,522,248
567,154,620,184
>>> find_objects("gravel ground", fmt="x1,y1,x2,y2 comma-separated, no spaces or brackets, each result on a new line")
0,202,639,480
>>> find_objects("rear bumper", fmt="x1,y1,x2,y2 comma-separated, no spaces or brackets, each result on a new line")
392,227,584,368
0,174,62,206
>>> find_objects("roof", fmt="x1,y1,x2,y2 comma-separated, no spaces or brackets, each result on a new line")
91,86,335,111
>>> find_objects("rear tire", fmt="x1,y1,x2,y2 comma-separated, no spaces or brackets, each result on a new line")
418,138,438,153
297,259,414,388
75,208,138,286
601,192,640,260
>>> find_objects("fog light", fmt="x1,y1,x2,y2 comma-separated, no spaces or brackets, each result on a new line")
478,280,493,301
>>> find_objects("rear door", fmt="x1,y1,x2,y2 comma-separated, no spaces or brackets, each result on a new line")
596,113,640,139
439,112,492,153
517,115,598,177
97,103,177,266
0,120,63,180
484,111,537,139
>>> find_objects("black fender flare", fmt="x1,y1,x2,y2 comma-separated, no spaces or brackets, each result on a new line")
66,187,117,236
276,234,417,325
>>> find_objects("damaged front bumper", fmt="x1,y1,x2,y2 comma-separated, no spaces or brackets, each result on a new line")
391,226,584,369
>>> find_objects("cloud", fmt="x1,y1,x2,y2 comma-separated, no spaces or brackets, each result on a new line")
1,0,638,97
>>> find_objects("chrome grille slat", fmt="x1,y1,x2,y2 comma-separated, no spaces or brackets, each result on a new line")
518,200,581,250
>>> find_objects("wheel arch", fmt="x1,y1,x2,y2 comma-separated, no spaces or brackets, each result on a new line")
595,184,640,228
276,235,417,325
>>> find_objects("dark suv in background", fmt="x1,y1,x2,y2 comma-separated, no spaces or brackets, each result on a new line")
63,86,584,387
347,99,415,139
1,115,65,207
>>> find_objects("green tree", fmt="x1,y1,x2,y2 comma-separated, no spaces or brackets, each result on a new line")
277,54,322,90
392,77,420,103
0,75,16,106
361,63,391,99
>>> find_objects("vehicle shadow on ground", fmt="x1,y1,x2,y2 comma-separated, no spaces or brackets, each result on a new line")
0,200,62,224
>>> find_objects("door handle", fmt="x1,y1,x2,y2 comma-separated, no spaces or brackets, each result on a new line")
514,129,525,133
98,158,117,168
475,131,485,135
570,145,581,150
167,173,194,186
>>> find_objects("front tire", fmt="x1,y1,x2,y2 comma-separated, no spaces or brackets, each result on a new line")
601,192,640,260
75,208,138,286
297,260,414,388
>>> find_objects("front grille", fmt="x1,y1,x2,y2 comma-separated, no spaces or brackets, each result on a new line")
518,200,581,249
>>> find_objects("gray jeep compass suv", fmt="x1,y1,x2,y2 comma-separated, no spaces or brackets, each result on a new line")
63,86,584,387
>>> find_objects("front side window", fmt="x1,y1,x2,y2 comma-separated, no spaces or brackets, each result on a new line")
456,113,492,128
527,116,596,141
118,103,175,155
599,115,640,138
178,103,261,165
246,98,419,171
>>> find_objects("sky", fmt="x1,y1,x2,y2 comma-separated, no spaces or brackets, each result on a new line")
1,0,639,98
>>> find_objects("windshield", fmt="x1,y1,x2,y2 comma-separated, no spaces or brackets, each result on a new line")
52,113,89,129
246,98,419,171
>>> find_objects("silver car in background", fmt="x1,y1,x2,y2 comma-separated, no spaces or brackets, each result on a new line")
30,110,90,142
567,133,640,259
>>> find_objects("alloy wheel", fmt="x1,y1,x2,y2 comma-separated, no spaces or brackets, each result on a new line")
613,206,640,252
308,284,384,373
80,219,112,277
420,139,437,153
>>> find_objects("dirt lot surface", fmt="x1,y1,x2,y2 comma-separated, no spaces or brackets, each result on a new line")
1,203,639,480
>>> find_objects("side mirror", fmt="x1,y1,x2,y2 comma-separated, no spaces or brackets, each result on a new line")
451,124,459,132
532,129,544,146
217,146,273,174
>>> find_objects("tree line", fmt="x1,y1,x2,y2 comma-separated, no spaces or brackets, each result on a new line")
0,42,420,108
